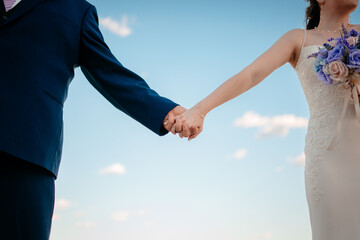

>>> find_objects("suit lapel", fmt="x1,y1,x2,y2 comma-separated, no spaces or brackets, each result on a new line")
2,0,45,26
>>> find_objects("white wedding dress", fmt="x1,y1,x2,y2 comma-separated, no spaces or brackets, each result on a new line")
295,30,360,240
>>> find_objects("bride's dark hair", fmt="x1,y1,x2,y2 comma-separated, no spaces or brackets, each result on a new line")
305,0,321,30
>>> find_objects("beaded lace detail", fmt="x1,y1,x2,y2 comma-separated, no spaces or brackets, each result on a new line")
295,45,355,205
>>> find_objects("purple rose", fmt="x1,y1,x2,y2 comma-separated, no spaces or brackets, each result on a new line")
350,29,358,37
348,49,360,72
317,49,328,60
314,49,329,68
334,37,343,45
317,68,333,84
326,44,345,63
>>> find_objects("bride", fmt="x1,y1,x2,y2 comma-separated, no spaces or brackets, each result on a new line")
170,0,360,239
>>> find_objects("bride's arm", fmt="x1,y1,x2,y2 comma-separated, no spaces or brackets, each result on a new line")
173,29,304,139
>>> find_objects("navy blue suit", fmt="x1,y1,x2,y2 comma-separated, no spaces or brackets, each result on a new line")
0,0,177,177
0,0,178,239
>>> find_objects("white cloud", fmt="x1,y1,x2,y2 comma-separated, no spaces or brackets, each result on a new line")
234,111,308,138
112,211,130,222
100,16,132,37
99,163,126,175
259,232,272,239
231,149,248,160
136,209,152,216
251,232,273,240
76,221,98,228
293,153,305,166
52,213,60,220
53,198,72,220
54,198,72,211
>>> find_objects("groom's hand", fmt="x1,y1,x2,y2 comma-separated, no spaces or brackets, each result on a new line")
163,106,186,133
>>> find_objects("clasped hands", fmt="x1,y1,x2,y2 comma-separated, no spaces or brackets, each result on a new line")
163,106,205,140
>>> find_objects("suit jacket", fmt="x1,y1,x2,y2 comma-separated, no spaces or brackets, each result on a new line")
0,0,178,177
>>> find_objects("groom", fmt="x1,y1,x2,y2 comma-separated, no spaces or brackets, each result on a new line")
0,0,189,239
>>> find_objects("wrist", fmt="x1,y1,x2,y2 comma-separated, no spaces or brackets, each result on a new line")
191,108,205,119
192,104,208,118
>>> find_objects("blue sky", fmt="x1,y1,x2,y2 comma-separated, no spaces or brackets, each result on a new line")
50,1,360,240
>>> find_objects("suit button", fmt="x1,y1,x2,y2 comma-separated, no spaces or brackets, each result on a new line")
2,16,7,20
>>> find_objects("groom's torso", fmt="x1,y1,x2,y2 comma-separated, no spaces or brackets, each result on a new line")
0,0,91,176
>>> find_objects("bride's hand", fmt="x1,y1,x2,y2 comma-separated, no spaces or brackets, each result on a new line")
171,108,205,140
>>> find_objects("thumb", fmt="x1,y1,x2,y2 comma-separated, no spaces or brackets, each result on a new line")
163,112,175,131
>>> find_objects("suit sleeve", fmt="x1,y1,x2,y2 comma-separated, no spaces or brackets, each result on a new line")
78,5,178,136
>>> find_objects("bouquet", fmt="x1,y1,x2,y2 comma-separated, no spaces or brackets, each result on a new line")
308,25,360,150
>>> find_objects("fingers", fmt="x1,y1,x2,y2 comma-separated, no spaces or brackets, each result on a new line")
174,117,190,138
189,126,198,136
170,121,177,135
178,121,185,138
163,112,175,131
168,108,204,140
170,117,183,135
178,122,186,138
188,126,202,141
181,123,190,138
175,118,183,134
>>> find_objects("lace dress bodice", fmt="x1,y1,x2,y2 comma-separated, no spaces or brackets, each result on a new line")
295,45,354,155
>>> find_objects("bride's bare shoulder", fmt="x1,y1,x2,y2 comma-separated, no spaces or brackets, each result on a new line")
280,28,305,47
282,28,305,39
351,24,360,30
